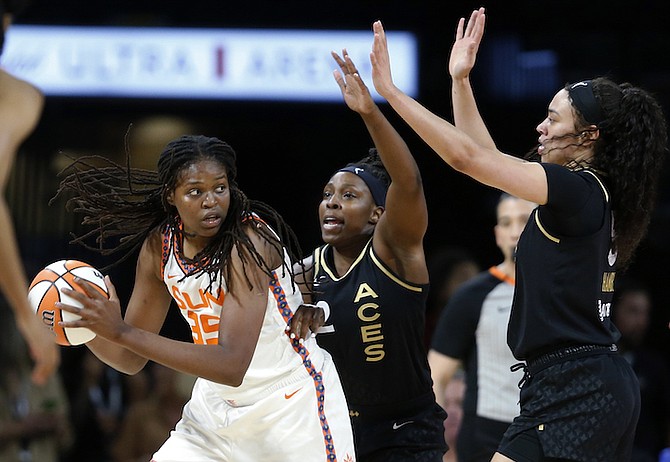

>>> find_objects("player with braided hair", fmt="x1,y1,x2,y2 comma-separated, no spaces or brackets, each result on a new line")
370,7,668,462
290,50,447,461
53,134,356,461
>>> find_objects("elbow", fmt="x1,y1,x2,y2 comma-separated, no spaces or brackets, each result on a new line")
213,350,251,387
448,144,485,176
228,375,244,388
209,369,245,388
447,152,471,174
226,360,251,387
110,351,149,375
116,357,149,376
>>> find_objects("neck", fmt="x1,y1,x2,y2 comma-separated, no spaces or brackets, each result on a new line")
497,260,515,280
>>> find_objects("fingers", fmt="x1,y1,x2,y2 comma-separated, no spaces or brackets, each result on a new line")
22,318,60,386
31,351,60,386
64,275,113,304
72,277,104,299
331,50,345,68
473,9,486,42
464,7,486,40
289,313,312,342
288,304,328,342
331,49,359,76
333,69,346,92
373,20,385,41
455,17,465,40
104,275,118,302
464,9,478,37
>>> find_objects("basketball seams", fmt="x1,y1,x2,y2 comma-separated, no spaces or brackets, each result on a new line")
29,259,108,346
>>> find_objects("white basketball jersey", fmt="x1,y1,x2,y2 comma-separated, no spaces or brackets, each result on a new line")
160,225,325,403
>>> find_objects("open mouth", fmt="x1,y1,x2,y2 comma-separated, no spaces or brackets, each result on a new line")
322,216,343,230
202,214,222,228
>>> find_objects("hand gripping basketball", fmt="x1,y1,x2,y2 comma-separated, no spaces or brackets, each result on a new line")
29,260,108,346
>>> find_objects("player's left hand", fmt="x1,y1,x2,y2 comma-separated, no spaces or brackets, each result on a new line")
288,302,327,342
449,7,486,80
370,20,396,99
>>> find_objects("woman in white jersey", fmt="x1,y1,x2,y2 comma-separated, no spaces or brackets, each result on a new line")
52,135,356,462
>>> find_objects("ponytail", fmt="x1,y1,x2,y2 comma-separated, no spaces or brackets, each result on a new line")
588,78,668,268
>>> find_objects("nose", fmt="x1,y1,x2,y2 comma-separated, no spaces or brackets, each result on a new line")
202,192,216,208
325,195,340,209
536,119,547,135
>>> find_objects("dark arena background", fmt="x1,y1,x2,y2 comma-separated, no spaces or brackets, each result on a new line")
8,1,670,360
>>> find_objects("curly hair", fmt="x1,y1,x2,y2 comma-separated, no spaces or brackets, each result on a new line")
52,135,303,291
570,77,668,268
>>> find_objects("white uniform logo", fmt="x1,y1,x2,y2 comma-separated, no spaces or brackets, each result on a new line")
607,248,617,266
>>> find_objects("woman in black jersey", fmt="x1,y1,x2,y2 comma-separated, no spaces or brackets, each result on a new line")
290,50,447,461
368,7,667,462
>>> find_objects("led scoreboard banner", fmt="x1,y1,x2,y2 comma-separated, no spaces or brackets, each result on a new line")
2,25,418,102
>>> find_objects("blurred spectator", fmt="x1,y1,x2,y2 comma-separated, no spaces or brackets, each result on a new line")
442,369,466,462
62,349,125,462
425,246,480,346
0,305,72,461
613,279,670,462
111,363,194,462
429,194,535,461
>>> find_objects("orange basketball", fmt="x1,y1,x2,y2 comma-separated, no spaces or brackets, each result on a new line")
28,259,108,346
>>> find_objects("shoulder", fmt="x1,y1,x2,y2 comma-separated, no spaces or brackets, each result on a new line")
237,219,283,268
137,227,166,278
143,226,167,255
0,70,44,128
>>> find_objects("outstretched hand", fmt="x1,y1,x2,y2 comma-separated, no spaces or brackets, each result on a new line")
15,310,60,385
449,7,486,80
57,275,128,342
332,49,375,115
370,20,397,99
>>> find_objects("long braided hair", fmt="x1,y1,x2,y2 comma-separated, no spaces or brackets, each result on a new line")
574,77,668,268
52,135,303,290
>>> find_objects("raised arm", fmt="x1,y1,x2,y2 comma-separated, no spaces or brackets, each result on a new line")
449,7,496,150
332,50,427,272
370,20,548,206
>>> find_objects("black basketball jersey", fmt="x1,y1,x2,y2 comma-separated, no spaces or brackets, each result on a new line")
509,163,621,359
312,239,434,413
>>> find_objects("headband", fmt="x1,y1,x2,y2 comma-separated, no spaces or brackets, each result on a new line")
568,80,605,127
338,166,387,206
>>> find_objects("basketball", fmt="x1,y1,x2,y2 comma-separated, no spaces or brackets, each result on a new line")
28,259,109,346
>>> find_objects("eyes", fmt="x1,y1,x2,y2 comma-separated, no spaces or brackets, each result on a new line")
322,190,357,200
186,184,228,196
